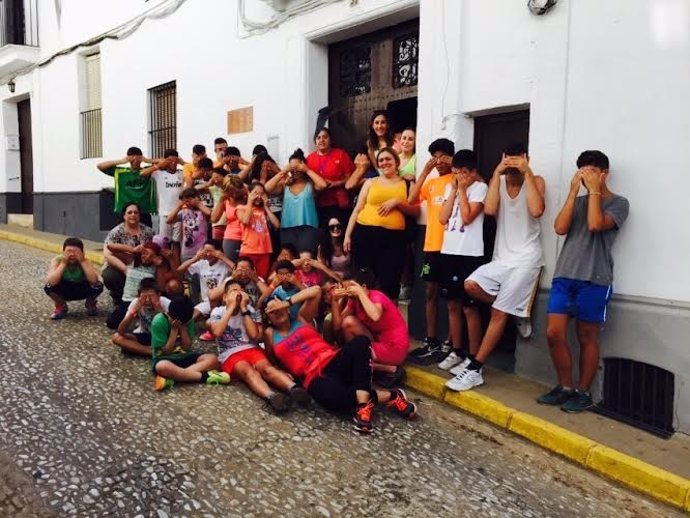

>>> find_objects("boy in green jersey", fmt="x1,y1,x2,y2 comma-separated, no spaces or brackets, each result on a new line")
97,147,158,225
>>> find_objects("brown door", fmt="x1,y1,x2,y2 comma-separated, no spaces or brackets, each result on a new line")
328,20,419,156
473,110,530,361
18,99,33,214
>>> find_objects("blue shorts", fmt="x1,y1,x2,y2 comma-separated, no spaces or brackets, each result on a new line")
547,278,612,323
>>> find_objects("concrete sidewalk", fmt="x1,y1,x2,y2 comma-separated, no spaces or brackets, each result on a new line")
1,223,689,511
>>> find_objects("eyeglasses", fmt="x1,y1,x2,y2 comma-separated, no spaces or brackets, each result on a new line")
328,224,342,231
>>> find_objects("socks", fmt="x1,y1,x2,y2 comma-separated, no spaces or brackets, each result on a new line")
199,372,209,383
468,358,483,371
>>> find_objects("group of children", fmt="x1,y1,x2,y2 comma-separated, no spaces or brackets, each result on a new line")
45,234,417,434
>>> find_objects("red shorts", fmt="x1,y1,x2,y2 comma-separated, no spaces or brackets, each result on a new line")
241,253,271,280
221,348,267,375
371,341,408,366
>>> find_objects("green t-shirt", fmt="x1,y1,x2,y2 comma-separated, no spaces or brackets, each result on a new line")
104,166,157,214
150,313,198,363
55,256,86,283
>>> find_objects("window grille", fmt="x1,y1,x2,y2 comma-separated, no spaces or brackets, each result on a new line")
80,53,102,159
149,81,177,158
595,358,675,438
339,45,371,98
392,33,418,88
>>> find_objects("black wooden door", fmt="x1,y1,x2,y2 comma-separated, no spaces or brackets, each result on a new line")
18,99,33,214
328,20,419,156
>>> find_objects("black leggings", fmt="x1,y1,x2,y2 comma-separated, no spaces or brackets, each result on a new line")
307,336,374,414
351,224,405,300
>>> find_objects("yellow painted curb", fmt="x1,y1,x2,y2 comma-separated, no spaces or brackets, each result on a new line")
586,445,690,510
403,364,690,511
0,230,105,266
508,411,597,466
404,366,446,400
445,389,514,428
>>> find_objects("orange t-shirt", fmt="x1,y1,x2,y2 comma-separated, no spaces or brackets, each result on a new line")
419,174,454,252
239,206,273,255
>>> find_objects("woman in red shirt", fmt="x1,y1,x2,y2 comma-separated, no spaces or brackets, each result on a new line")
306,128,355,227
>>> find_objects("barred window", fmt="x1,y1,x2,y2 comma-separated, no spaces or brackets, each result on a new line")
339,44,371,98
149,81,177,158
393,33,418,88
80,53,102,159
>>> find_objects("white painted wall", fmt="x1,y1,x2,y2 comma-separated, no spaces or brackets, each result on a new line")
0,0,688,305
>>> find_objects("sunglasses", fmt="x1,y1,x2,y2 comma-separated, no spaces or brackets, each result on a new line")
328,224,342,231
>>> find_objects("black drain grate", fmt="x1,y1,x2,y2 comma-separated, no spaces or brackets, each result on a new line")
595,358,675,438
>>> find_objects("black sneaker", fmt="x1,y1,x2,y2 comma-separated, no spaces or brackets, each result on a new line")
289,386,312,408
560,390,593,413
537,385,574,406
266,392,291,414
374,367,406,389
432,340,452,362
408,337,441,365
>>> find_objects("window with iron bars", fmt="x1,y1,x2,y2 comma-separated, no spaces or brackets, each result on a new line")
149,81,177,158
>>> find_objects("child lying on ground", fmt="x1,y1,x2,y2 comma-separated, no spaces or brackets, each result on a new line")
208,280,310,413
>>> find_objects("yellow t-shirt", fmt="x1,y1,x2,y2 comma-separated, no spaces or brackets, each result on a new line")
182,163,196,184
420,173,454,251
356,178,407,230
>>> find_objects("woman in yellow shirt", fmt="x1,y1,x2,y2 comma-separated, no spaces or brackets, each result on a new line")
344,148,419,300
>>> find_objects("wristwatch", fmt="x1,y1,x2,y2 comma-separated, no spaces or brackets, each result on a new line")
241,310,251,317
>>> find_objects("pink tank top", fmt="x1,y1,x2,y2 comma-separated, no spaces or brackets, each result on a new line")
272,323,338,389
223,202,242,240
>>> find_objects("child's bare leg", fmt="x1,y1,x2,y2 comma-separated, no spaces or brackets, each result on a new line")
232,362,273,398
187,353,218,373
341,315,374,343
155,360,202,382
111,333,151,357
255,360,296,392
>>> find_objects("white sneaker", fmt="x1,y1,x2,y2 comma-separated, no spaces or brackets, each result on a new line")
438,351,464,371
514,316,533,338
446,368,484,392
449,357,471,376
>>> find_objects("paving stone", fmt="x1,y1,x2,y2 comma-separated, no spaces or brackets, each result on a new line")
0,240,682,518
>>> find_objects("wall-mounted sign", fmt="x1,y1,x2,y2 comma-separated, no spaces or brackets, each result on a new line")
227,106,254,134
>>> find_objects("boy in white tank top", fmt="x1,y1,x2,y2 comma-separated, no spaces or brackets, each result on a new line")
447,143,545,392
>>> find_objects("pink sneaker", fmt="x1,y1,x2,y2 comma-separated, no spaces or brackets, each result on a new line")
50,305,68,320
199,330,214,341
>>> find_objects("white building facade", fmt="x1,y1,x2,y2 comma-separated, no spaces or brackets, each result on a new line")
0,0,689,433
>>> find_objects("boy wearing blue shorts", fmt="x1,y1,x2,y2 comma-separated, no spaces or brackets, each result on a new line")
538,151,629,412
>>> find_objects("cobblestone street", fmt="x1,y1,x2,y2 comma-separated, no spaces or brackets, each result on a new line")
0,240,680,517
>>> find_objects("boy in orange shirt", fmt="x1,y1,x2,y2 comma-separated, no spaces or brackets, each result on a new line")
407,138,455,364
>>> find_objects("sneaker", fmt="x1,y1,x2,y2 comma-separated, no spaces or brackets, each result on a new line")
353,400,375,434
514,316,533,339
289,385,312,408
199,330,214,341
154,376,174,391
266,392,291,414
446,368,484,392
386,389,417,420
85,299,98,316
432,340,452,362
449,357,471,376
206,370,231,386
374,367,405,389
560,390,593,413
408,337,441,365
537,385,574,406
50,305,68,320
438,351,464,371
